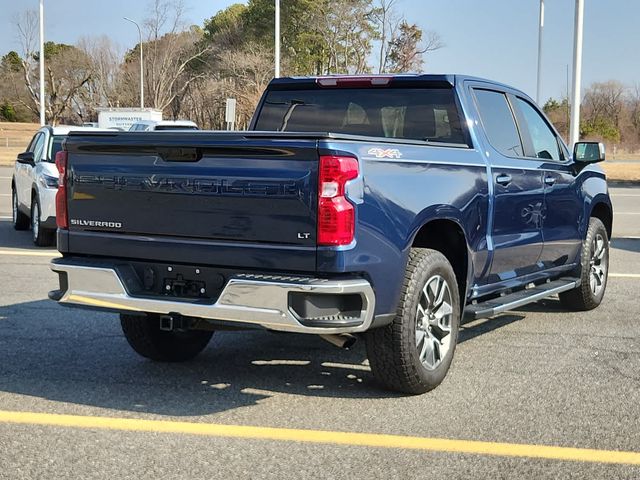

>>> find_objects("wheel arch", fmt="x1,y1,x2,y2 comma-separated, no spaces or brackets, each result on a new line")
590,201,613,240
410,218,470,309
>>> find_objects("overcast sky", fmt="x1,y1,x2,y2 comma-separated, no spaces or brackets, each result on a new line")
0,0,638,103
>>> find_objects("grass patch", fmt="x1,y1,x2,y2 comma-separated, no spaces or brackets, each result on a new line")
0,122,40,166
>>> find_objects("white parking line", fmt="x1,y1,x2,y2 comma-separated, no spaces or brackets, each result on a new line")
611,194,640,197
0,176,12,180
0,249,60,257
615,212,640,215
610,273,640,278
0,194,10,197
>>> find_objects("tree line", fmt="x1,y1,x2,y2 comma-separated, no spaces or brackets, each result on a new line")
0,0,441,129
2,0,637,153
544,81,640,152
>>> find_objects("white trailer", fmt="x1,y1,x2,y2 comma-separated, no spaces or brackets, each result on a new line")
97,108,162,131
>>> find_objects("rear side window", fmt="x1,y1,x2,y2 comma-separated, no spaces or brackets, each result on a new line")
473,89,523,157
255,87,468,145
515,98,561,161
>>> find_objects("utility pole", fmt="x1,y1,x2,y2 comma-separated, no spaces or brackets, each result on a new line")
536,0,544,104
275,0,280,78
124,17,144,109
39,0,45,125
569,0,584,147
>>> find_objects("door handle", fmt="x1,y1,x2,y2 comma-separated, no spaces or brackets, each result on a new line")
544,176,556,186
496,174,512,186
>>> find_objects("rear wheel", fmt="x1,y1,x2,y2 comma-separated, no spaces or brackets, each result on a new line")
31,196,55,247
365,248,460,394
12,188,29,231
559,217,609,311
120,314,214,362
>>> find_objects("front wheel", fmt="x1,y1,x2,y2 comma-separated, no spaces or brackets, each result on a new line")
12,188,29,231
31,196,55,247
120,314,214,362
365,248,460,394
559,217,609,311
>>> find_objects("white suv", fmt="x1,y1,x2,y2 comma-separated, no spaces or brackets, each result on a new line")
11,125,108,246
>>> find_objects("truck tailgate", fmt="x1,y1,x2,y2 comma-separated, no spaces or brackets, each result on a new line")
63,132,319,271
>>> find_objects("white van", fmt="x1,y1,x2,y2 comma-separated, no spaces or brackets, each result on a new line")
128,120,199,131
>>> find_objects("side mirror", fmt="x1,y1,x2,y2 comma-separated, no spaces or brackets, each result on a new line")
16,151,35,166
573,142,605,164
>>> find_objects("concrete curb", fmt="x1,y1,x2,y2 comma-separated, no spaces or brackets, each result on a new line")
608,180,640,187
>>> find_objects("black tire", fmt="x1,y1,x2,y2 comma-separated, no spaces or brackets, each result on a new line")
120,314,214,362
12,187,29,231
559,217,609,311
365,248,460,394
31,195,55,247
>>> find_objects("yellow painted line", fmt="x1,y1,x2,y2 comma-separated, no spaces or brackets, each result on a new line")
0,410,639,465
0,249,60,257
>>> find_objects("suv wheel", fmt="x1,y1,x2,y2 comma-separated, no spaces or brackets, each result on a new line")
12,188,30,231
31,196,55,247
365,248,460,394
120,314,214,362
559,217,609,311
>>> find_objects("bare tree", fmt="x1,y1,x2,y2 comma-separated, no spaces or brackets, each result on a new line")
11,9,93,124
121,0,211,111
78,36,123,109
583,81,627,130
371,0,400,73
13,10,41,116
387,21,443,73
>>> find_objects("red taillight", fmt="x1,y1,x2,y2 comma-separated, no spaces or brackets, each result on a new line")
55,150,68,229
317,155,359,246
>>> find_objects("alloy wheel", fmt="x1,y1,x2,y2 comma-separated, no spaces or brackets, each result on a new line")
589,233,607,296
415,275,453,370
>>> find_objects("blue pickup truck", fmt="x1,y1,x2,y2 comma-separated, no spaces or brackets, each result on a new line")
49,74,612,394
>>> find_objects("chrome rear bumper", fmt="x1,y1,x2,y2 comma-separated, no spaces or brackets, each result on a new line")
50,261,375,334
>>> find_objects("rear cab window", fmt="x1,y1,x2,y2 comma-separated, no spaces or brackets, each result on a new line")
254,85,470,146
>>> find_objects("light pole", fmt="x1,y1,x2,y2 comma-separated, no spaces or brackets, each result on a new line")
124,17,144,109
536,0,544,104
569,0,584,147
275,0,280,78
39,0,45,125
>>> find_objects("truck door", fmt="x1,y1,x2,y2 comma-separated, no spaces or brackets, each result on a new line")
511,96,582,270
472,88,545,281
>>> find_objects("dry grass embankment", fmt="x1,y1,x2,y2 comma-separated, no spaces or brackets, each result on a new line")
602,163,640,183
0,121,638,182
0,122,39,166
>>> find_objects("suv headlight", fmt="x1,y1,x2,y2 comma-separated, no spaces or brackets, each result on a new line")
39,174,59,189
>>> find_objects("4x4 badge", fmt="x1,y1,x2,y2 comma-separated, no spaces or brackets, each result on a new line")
367,147,402,159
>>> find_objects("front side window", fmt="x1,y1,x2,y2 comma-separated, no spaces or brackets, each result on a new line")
32,133,46,163
515,98,561,161
473,89,523,157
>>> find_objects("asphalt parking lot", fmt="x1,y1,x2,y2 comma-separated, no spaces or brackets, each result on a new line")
0,165,639,479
